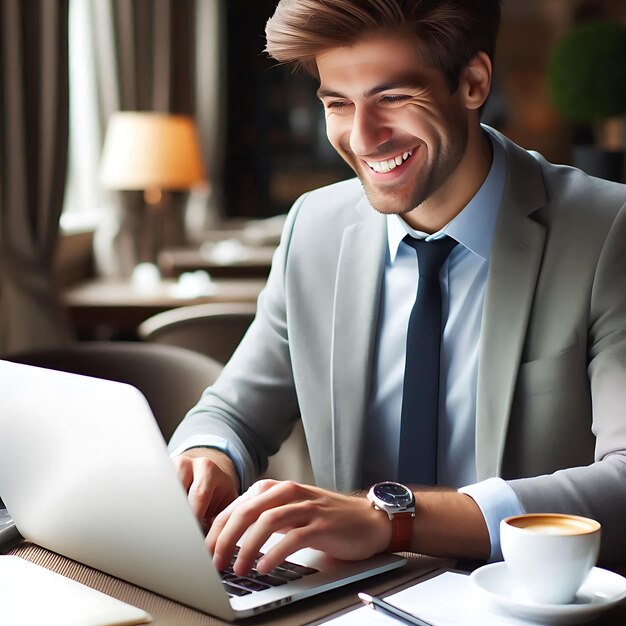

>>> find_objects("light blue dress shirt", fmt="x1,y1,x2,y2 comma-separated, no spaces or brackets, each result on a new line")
362,131,523,558
172,130,524,559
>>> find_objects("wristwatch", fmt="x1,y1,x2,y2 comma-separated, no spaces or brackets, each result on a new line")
367,481,416,553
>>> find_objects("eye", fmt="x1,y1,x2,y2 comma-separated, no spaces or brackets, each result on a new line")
325,100,351,110
381,95,411,105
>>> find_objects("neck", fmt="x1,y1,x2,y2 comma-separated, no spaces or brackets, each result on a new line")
403,124,493,233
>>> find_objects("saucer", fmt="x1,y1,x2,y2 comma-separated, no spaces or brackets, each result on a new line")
470,562,626,624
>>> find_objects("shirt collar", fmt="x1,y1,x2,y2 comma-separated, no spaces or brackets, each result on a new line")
387,130,506,263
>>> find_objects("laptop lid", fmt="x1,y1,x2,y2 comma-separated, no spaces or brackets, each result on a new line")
0,360,406,619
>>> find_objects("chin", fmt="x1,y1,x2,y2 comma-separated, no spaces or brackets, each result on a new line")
361,190,412,216
358,180,415,216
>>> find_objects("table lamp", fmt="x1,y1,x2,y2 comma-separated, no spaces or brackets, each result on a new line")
99,111,206,270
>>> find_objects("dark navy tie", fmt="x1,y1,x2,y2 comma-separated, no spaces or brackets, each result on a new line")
398,235,458,485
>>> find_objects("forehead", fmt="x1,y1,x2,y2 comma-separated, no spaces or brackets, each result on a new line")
316,36,435,93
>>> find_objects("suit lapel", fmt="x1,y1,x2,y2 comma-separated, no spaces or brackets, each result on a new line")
331,199,387,491
476,136,547,480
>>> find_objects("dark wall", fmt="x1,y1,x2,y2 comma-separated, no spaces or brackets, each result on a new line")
223,2,351,218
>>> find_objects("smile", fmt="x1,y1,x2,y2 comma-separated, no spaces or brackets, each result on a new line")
365,149,413,173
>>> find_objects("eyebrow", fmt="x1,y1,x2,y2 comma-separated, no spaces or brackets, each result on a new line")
316,79,425,100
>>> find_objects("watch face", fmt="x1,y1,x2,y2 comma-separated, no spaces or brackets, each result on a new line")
373,482,413,508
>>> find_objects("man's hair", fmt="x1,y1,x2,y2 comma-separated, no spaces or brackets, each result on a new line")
265,0,502,91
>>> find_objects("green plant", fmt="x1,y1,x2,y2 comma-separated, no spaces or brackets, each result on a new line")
547,21,626,123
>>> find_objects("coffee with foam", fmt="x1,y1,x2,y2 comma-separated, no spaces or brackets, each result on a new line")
509,514,599,536
501,513,601,604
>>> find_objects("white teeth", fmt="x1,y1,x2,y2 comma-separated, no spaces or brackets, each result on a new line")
366,149,413,173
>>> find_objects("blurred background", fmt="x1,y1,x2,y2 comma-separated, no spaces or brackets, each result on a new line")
0,0,625,353
63,0,626,224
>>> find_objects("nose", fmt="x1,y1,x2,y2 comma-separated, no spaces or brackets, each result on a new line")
349,105,392,156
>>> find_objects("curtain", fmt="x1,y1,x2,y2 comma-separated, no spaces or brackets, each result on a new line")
190,0,227,236
0,0,73,354
87,0,193,276
80,0,226,277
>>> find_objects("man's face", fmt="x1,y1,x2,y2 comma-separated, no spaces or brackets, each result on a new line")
316,36,474,223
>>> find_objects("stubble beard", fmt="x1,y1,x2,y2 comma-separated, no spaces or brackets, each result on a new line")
357,162,438,217
340,131,468,218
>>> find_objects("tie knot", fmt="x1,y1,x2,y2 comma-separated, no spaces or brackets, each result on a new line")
404,235,458,278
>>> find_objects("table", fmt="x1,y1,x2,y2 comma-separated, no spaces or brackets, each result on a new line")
62,277,266,338
4,540,626,625
4,540,450,626
158,244,276,279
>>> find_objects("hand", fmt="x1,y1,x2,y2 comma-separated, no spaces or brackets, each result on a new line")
206,479,392,576
173,448,240,531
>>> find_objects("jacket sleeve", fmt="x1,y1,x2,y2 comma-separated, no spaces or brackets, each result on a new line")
508,201,626,564
167,195,308,489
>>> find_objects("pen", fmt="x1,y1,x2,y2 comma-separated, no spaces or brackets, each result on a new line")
358,592,434,626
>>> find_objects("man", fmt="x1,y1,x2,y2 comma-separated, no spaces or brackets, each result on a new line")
169,0,626,577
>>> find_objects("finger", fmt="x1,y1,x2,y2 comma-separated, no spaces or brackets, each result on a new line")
206,479,281,551
203,478,239,526
234,502,315,575
172,456,194,492
209,486,239,521
187,460,220,522
207,484,270,570
188,480,215,524
206,492,247,557
255,527,316,574
214,482,310,573
215,481,304,550
250,478,280,494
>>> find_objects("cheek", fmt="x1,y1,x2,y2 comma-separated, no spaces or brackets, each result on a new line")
324,116,349,152
401,103,449,141
427,99,467,137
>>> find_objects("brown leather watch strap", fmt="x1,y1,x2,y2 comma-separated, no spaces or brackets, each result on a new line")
388,511,414,552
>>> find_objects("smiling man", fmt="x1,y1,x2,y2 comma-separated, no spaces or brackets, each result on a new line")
315,36,491,232
169,0,626,576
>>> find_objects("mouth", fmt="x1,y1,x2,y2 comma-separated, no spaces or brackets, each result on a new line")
364,149,414,174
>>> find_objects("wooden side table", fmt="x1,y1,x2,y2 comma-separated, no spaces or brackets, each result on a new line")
62,277,266,339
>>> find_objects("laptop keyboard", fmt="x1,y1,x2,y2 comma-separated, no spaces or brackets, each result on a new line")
221,547,319,597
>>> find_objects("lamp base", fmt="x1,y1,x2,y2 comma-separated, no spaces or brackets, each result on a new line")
140,190,186,265
94,190,187,279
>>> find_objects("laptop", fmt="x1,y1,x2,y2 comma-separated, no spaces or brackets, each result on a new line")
0,360,406,620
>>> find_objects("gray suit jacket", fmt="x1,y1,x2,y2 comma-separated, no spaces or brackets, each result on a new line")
169,128,626,561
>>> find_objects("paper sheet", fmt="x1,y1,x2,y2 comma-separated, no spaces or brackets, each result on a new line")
0,556,153,626
322,571,528,626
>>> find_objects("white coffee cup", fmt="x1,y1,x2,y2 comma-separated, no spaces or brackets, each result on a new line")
500,513,601,604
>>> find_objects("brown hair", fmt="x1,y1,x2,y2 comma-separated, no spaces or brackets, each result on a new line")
265,0,502,91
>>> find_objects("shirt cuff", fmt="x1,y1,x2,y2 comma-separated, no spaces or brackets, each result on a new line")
168,434,248,494
459,477,525,561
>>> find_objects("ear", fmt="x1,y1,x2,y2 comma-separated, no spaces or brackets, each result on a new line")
459,51,492,110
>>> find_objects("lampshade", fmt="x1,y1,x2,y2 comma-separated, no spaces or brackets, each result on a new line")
100,112,205,191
